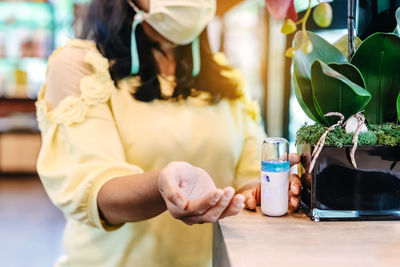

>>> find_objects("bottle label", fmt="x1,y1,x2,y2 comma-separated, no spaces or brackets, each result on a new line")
261,161,290,173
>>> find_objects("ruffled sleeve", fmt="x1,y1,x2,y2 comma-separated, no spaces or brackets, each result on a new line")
35,39,143,230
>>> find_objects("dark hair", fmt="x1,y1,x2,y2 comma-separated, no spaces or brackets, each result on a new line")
80,0,242,102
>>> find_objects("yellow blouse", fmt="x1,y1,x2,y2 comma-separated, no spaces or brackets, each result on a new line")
36,39,266,267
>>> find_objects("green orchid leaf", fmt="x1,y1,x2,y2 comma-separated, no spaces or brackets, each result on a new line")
293,31,348,124
397,92,400,121
351,33,400,124
292,73,318,122
395,7,400,36
328,62,365,88
333,34,362,58
311,61,371,125
311,60,371,125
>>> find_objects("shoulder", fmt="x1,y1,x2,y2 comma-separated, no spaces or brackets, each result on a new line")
42,39,112,108
36,39,116,128
46,39,108,81
42,39,113,105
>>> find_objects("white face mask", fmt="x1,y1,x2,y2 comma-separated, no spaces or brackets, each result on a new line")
128,0,215,76
129,0,216,45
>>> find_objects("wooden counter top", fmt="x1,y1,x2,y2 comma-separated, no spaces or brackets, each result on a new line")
213,207,400,267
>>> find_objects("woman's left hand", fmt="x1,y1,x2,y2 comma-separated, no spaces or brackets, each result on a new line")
240,153,302,211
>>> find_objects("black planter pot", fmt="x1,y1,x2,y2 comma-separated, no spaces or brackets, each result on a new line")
297,144,400,221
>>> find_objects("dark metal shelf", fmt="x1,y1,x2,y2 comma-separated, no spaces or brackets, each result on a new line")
0,97,36,117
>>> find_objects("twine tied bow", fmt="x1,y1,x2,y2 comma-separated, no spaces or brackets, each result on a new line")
308,111,366,173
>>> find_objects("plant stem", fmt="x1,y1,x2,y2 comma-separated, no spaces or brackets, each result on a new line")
302,0,313,41
348,0,357,58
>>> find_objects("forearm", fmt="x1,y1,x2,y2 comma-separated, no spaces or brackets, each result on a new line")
97,170,167,225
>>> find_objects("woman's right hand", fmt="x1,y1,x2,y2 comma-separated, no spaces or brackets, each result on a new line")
158,161,245,225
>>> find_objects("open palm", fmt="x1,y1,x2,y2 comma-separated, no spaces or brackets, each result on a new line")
158,161,245,225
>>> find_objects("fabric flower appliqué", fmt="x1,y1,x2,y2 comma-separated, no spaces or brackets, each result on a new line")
80,73,114,105
84,50,109,73
53,96,89,126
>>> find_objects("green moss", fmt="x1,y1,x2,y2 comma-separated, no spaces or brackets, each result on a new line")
368,123,400,146
357,131,378,145
295,122,400,147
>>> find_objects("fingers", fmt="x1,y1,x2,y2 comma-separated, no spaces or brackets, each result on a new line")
289,195,300,210
219,194,245,219
183,187,235,224
167,189,223,219
242,185,259,210
289,174,301,195
185,189,223,215
246,197,257,210
289,174,301,211
159,162,224,219
289,153,300,167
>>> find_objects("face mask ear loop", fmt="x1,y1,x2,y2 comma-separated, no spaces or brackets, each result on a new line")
130,11,144,75
191,37,201,77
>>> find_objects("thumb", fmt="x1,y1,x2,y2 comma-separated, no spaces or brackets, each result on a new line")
289,153,300,167
246,197,257,210
242,189,257,210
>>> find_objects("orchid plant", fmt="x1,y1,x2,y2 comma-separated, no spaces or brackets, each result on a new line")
265,1,400,127
292,7,400,127
276,1,400,171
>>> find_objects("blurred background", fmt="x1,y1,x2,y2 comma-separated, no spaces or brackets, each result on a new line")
0,0,398,266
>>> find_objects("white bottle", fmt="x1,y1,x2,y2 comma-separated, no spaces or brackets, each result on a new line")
261,138,290,216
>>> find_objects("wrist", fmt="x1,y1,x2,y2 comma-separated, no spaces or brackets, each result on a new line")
155,169,165,201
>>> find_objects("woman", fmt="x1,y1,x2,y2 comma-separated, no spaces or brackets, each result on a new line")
36,0,302,266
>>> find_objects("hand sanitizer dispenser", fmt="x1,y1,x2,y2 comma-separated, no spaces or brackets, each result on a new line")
261,137,290,216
